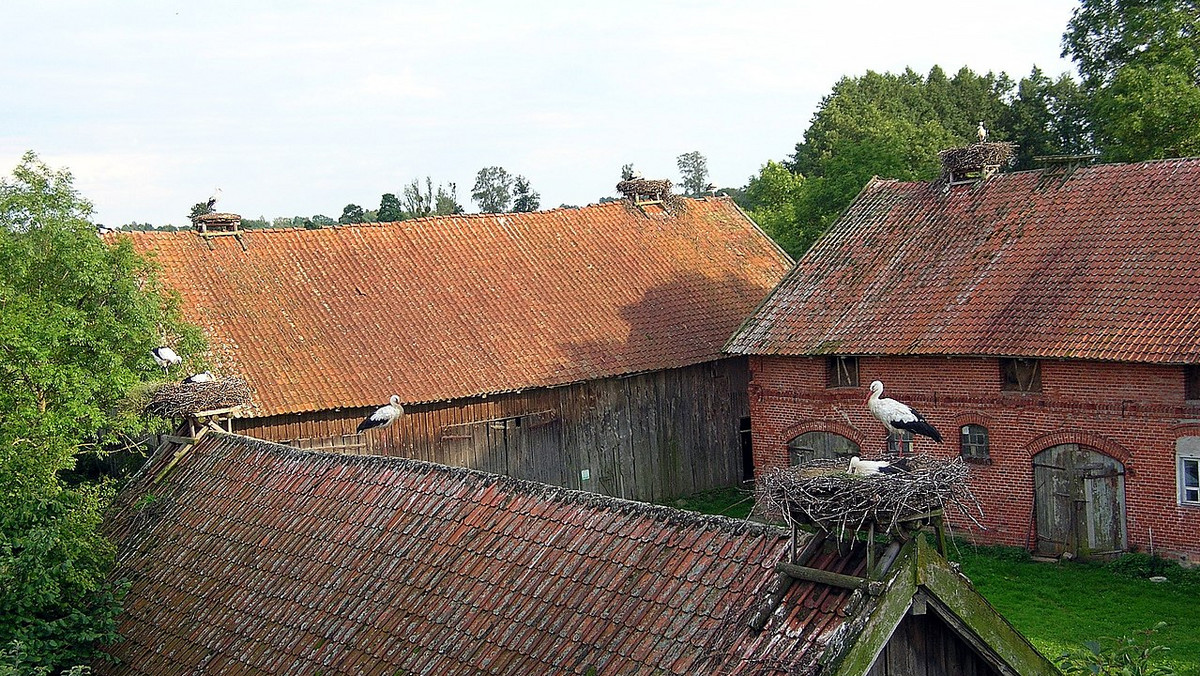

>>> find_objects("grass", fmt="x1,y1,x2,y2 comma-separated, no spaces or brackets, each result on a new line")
670,489,1200,675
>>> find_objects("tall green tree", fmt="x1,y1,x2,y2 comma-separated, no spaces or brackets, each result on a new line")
1063,0,1200,160
675,151,709,197
434,183,463,215
402,178,435,218
0,152,203,671
741,161,809,255
377,193,405,222
471,167,514,213
512,176,540,213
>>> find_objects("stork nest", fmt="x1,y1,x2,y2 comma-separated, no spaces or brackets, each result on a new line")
144,377,253,417
756,455,981,540
615,178,687,215
938,142,1018,174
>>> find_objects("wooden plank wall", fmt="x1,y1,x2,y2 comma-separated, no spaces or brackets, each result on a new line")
233,358,751,503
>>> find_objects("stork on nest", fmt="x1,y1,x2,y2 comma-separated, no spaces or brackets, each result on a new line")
755,455,982,542
144,377,253,418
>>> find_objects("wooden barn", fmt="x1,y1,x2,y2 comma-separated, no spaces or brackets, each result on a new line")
97,429,1057,675
118,197,791,502
726,154,1200,562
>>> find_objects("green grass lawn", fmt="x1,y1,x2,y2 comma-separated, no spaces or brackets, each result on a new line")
669,488,1200,675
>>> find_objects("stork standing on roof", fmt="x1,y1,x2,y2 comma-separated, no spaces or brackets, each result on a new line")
977,121,987,143
866,380,943,444
357,395,403,433
151,346,182,374
206,187,222,212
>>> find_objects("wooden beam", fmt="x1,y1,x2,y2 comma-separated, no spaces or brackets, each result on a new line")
748,532,828,632
161,434,200,446
776,562,866,590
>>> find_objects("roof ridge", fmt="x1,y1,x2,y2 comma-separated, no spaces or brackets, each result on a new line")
206,430,783,539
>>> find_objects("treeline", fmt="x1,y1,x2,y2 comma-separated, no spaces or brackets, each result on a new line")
736,0,1200,256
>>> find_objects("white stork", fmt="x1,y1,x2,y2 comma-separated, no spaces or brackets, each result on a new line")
866,380,943,443
151,346,182,374
977,121,987,143
357,394,403,433
182,371,214,384
206,187,222,212
848,455,911,476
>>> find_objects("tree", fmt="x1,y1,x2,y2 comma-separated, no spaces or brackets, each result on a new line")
676,151,709,197
739,161,810,256
434,183,463,215
471,167,513,213
512,175,540,212
1000,67,1093,169
338,204,365,225
188,201,211,219
377,193,405,222
620,163,636,181
402,178,435,218
310,214,336,227
1063,0,1200,160
0,152,203,671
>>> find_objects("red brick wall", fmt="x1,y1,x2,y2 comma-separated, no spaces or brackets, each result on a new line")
748,355,1200,562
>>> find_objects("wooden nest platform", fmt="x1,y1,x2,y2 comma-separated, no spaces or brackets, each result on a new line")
756,456,980,540
146,378,253,418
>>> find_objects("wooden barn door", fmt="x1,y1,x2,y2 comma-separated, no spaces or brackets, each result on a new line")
1033,444,1127,558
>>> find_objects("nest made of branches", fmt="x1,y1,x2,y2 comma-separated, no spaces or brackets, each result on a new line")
938,142,1018,173
616,178,673,199
144,378,253,418
756,455,981,540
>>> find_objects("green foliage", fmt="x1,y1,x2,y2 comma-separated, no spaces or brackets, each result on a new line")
675,151,709,197
1057,623,1177,676
338,204,365,225
619,163,635,181
433,183,463,215
1105,553,1200,589
377,193,405,223
740,161,809,255
666,487,754,519
0,152,202,671
471,167,513,213
511,175,540,213
1063,0,1200,161
187,202,211,219
404,178,463,217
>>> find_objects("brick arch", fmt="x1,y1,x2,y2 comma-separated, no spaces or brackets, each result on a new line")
780,419,865,450
1024,429,1133,467
953,411,997,429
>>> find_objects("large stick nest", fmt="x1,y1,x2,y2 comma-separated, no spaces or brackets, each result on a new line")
938,142,1018,173
145,378,253,417
756,455,981,539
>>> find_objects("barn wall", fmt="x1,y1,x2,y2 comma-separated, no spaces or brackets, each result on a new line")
748,355,1200,561
866,612,1002,676
234,358,750,503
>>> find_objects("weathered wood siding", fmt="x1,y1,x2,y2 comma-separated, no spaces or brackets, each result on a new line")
233,358,750,503
866,612,1002,676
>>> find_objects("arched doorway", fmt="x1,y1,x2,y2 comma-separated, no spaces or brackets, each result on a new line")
1032,444,1127,558
788,431,860,465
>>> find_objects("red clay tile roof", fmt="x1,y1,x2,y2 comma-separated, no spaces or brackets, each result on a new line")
100,432,864,675
727,158,1200,364
120,200,790,416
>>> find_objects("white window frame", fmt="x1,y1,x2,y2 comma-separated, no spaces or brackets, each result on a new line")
1177,437,1200,506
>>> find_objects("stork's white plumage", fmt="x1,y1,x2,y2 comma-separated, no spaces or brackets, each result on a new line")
977,121,987,142
847,455,910,476
206,187,222,211
866,380,943,443
151,346,182,373
182,371,214,384
357,394,403,432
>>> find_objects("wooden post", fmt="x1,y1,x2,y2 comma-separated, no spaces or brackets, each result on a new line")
775,562,865,590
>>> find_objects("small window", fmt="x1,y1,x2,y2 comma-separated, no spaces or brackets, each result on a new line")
1186,366,1200,401
1000,358,1041,392
788,431,860,465
826,356,859,388
1181,457,1200,505
960,424,990,461
888,431,913,456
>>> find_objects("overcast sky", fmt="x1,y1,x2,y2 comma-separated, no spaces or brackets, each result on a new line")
2,1,1077,227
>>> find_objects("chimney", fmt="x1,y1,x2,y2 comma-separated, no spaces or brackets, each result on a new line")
938,142,1017,187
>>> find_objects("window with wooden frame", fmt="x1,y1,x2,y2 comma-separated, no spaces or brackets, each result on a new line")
1000,358,1041,392
1179,439,1200,505
826,356,859,388
959,424,990,461
1186,366,1200,401
887,431,913,456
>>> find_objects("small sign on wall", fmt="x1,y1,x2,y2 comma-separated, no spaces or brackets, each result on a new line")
581,468,591,482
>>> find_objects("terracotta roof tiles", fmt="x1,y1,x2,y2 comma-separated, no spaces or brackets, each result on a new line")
120,200,790,415
727,157,1200,363
100,433,863,675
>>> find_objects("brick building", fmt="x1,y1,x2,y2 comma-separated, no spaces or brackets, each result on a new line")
727,156,1200,562
118,198,791,502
